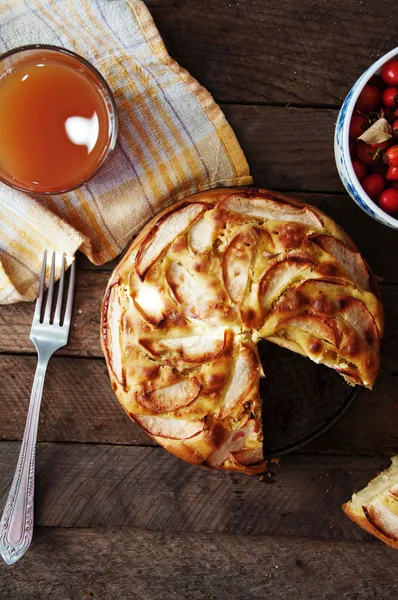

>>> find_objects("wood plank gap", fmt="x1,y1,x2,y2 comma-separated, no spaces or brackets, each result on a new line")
0,437,158,448
221,100,342,110
0,438,391,459
0,350,107,361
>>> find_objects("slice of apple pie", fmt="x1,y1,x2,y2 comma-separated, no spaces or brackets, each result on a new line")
101,188,383,474
343,457,398,549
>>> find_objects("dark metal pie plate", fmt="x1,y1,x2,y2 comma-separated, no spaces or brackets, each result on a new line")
258,341,359,458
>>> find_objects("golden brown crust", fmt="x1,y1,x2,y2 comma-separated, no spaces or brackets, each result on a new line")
342,502,398,549
342,456,398,549
101,187,383,475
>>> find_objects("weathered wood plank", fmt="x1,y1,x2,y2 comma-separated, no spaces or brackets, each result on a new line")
0,272,396,370
1,527,398,600
146,0,396,106
223,105,342,193
0,355,149,445
0,270,104,357
0,442,392,539
1,355,397,457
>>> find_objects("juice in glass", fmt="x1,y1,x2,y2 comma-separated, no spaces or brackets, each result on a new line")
0,45,117,194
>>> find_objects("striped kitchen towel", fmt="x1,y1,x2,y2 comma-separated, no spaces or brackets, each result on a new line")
0,0,251,304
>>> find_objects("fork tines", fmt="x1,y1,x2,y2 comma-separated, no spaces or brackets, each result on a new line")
33,251,76,327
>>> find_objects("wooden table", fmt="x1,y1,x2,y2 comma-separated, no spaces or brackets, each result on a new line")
1,1,398,597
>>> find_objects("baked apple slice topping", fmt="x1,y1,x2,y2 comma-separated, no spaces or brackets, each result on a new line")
188,214,215,253
206,419,261,469
218,346,259,418
218,193,323,229
363,502,398,541
135,203,208,277
103,282,125,386
166,261,222,321
133,280,165,326
134,415,205,439
279,314,339,347
310,234,371,291
137,377,201,413
140,330,226,363
338,296,380,351
223,228,258,304
259,256,315,312
343,456,398,547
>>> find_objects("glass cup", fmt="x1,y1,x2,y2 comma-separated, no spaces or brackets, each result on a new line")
0,44,118,194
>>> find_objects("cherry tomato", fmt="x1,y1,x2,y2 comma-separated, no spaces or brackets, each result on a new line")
380,59,398,86
356,84,381,113
382,86,398,108
392,119,398,138
352,158,368,181
377,187,398,214
356,140,387,165
386,165,398,181
368,74,384,89
349,138,356,156
349,115,369,139
371,162,388,177
383,145,398,166
361,174,386,199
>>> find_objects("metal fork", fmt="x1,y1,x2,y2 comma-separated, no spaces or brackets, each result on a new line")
0,251,76,566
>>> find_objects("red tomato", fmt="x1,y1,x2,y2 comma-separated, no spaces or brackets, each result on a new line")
382,86,398,108
383,145,398,166
377,187,398,214
386,165,398,181
368,74,384,88
371,162,388,177
380,59,398,86
392,119,398,137
349,115,369,139
356,84,381,113
361,174,386,199
352,158,368,181
356,140,386,165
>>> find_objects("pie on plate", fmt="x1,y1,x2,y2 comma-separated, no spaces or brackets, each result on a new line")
101,188,383,475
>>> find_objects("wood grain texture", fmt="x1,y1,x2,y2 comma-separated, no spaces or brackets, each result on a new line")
222,105,342,192
0,442,391,539
146,0,396,106
0,355,149,445
1,527,398,600
1,355,397,457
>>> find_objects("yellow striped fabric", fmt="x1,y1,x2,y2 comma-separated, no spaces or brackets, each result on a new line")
0,0,251,303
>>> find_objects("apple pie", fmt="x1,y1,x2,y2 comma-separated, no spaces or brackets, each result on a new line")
101,188,383,475
343,456,398,549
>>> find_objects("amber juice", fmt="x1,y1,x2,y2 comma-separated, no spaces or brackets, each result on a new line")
0,47,115,193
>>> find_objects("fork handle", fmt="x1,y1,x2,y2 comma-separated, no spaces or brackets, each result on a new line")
0,358,48,565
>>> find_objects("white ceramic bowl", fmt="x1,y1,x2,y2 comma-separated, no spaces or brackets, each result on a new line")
334,47,398,229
